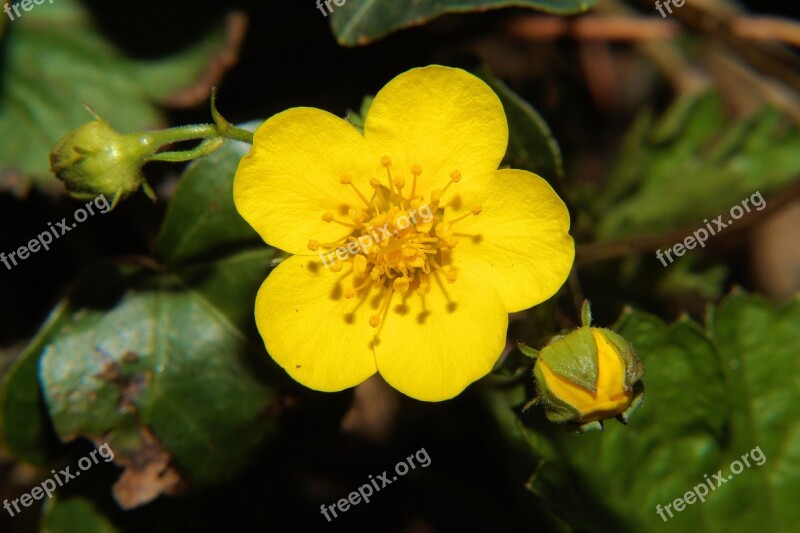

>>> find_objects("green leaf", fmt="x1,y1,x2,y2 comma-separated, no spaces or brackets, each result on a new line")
597,92,800,239
156,133,261,266
517,294,800,531
523,310,730,530
329,0,599,46
37,136,281,502
28,138,278,506
39,262,278,505
0,265,134,465
656,257,727,301
707,291,800,529
0,0,233,195
0,301,70,465
40,496,118,533
477,67,563,182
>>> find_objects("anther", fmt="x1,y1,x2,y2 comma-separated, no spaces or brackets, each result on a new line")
322,212,334,222
308,239,320,251
380,155,392,168
450,170,461,182
393,277,410,294
353,254,368,275
339,174,352,185
348,207,366,223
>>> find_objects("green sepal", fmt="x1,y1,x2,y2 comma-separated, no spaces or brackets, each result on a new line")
567,420,604,433
517,342,539,359
539,327,598,392
616,381,645,424
580,300,592,327
533,363,581,423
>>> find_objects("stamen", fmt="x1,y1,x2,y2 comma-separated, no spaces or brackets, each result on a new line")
370,286,395,328
353,254,368,275
316,160,469,328
353,274,373,292
393,277,410,294
341,175,371,206
410,164,422,199
329,259,344,273
447,205,482,224
348,207,366,224
430,170,463,209
370,177,387,207
322,212,359,229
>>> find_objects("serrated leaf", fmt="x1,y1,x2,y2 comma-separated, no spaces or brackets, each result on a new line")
598,92,800,239
329,0,599,46
517,294,800,531
706,292,800,529
0,0,234,195
39,262,278,504
478,67,563,182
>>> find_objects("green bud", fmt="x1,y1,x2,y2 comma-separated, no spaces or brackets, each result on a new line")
50,112,157,207
523,301,645,432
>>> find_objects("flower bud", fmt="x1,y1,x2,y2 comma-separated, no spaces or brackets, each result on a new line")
50,115,157,207
524,301,645,432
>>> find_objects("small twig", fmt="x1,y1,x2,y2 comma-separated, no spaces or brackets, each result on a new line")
505,15,800,47
575,178,800,266
506,16,679,41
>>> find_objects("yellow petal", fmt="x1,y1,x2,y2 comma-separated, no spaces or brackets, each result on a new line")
364,66,508,195
374,269,507,401
234,108,375,255
448,168,574,312
255,255,378,391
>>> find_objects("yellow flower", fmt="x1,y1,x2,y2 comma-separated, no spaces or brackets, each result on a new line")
233,65,575,401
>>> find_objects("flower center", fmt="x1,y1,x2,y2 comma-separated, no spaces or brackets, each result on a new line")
308,156,481,330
